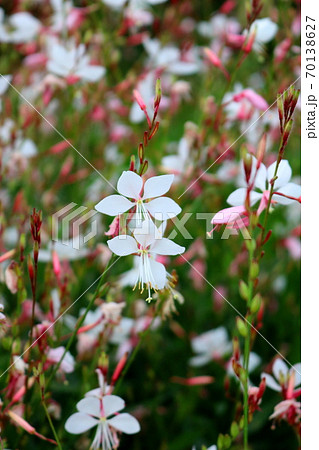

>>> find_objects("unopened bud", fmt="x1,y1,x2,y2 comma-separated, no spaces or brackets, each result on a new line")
250,293,262,313
236,317,248,337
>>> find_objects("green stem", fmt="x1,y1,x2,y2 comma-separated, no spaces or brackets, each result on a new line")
242,221,255,449
45,256,116,391
42,398,63,450
258,138,285,259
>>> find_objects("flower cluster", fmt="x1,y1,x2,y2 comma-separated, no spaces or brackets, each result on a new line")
95,171,185,301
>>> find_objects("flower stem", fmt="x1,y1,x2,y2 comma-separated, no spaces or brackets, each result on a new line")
41,398,63,450
242,212,255,449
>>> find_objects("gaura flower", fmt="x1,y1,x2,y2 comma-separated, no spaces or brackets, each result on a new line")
249,18,278,53
65,395,140,450
269,399,301,422
227,157,301,214
46,346,75,373
189,327,232,367
261,358,301,396
107,220,185,301
95,171,181,221
0,8,41,43
47,41,105,83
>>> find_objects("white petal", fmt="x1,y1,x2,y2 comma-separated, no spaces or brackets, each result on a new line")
147,0,168,4
95,195,134,216
248,352,261,372
65,412,98,434
149,259,167,289
107,235,138,256
227,188,262,206
253,18,278,44
102,395,125,417
151,238,185,256
188,354,212,367
291,363,301,387
254,162,267,191
145,197,181,220
117,171,143,200
75,65,105,82
108,413,140,434
261,373,282,391
273,359,289,380
168,61,200,75
76,397,100,417
142,174,174,200
273,183,301,205
267,160,292,189
133,219,157,248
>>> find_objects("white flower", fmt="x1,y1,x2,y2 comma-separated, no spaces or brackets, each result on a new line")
107,220,185,300
227,157,301,208
144,38,201,75
102,0,168,10
129,71,155,123
47,41,105,82
65,395,140,450
189,327,232,367
198,13,240,39
13,356,28,374
50,0,73,31
161,137,190,176
261,359,301,392
95,171,181,221
249,18,278,52
0,8,41,43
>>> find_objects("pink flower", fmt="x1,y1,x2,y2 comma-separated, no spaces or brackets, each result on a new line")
46,346,75,373
233,89,268,111
261,358,301,399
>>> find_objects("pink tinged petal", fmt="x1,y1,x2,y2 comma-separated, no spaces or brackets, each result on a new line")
142,174,174,200
273,182,301,205
117,171,143,199
76,397,101,417
241,89,268,110
107,235,138,256
227,188,262,206
151,238,185,256
261,373,282,391
108,413,140,434
102,395,125,417
267,160,292,189
211,206,246,225
273,358,289,380
149,259,167,289
95,195,134,216
65,412,98,434
145,197,181,220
